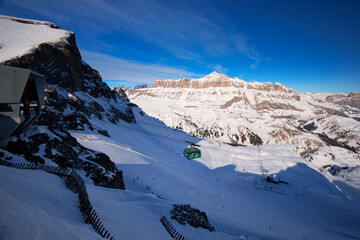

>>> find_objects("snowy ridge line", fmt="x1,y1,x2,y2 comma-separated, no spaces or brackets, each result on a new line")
0,159,115,240
160,215,189,240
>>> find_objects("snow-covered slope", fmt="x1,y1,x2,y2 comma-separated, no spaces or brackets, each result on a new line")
129,72,360,152
129,72,360,188
0,15,70,62
1,15,360,240
72,107,360,239
0,15,134,189
2,106,360,239
0,164,101,240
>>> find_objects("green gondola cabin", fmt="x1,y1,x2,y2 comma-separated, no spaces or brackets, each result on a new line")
183,147,201,160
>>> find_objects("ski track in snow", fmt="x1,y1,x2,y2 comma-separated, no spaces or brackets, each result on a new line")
1,94,359,240
66,111,360,240
0,83,359,239
0,16,359,240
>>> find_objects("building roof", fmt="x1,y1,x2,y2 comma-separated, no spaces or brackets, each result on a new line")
0,64,44,104
184,147,201,153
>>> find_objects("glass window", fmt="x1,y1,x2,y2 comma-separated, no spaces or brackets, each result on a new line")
0,104,13,112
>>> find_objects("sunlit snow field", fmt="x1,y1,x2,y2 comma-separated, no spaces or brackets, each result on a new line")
68,107,360,240
0,13,359,240
1,96,359,240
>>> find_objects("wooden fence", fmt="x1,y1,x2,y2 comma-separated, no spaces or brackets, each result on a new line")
0,159,115,239
160,215,189,240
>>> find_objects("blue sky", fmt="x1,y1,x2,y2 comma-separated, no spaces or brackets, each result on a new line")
1,0,359,93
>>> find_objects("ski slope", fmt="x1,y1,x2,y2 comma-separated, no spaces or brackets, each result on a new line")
129,72,360,159
0,164,101,240
68,105,360,240
1,99,359,239
1,14,358,240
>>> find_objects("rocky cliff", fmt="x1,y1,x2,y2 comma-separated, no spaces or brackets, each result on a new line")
0,16,134,189
129,72,360,157
152,71,294,93
129,72,360,185
326,92,360,110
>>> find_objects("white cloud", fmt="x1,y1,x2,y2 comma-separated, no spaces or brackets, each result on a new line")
3,0,268,69
213,64,228,73
250,62,259,69
81,50,201,83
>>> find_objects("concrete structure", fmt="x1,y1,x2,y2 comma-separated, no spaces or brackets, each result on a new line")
0,65,45,147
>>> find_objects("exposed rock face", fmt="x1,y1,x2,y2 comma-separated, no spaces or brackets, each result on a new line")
5,34,85,91
129,72,360,156
133,84,149,90
255,101,301,111
2,18,135,126
325,92,360,110
152,72,294,93
115,85,130,101
5,127,125,189
129,73,360,189
221,95,250,109
171,204,215,232
1,17,133,189
3,34,118,101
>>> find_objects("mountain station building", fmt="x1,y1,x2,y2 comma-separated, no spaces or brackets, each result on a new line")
0,65,45,147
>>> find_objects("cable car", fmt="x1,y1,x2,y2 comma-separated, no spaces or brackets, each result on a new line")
183,141,201,160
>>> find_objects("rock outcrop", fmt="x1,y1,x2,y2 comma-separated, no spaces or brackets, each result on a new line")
325,92,360,110
152,71,294,93
133,84,149,90
170,204,215,232
3,33,118,100
129,72,360,156
1,16,133,189
5,127,124,189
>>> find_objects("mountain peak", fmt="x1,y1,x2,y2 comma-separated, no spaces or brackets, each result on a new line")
208,71,222,76
149,72,295,93
202,71,228,80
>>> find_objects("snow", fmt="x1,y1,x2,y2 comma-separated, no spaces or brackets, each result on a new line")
0,166,101,240
65,107,360,239
0,15,359,240
0,16,71,62
129,73,360,174
130,86,302,144
1,99,359,240
198,71,230,81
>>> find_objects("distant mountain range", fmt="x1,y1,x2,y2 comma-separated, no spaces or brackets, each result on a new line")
129,71,360,184
1,15,360,239
129,71,359,152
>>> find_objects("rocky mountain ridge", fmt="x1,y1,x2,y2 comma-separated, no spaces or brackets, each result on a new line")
129,72,360,179
152,71,295,94
310,92,360,111
0,16,134,189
